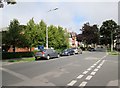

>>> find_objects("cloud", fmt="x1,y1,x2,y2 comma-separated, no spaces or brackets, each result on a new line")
1,1,118,34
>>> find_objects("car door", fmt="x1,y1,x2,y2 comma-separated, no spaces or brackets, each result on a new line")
52,49,58,57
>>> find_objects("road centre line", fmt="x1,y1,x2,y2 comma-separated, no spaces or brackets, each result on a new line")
90,71,96,75
77,75,84,79
67,54,107,86
90,65,95,68
94,68,99,72
83,71,88,74
86,75,93,80
97,66,101,69
67,80,77,86
93,63,97,66
79,81,87,87
87,68,92,71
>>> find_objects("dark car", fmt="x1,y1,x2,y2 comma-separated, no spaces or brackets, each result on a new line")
61,48,75,56
35,48,60,60
88,47,96,51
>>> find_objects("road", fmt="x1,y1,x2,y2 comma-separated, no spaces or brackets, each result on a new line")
1,48,119,87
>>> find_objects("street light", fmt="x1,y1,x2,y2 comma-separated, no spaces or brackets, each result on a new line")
46,7,59,49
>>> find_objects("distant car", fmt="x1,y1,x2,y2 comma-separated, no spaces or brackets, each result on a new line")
71,47,82,54
35,49,60,60
61,49,75,56
88,47,96,51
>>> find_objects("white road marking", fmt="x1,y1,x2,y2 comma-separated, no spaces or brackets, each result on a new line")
97,66,101,68
94,68,99,72
93,63,97,66
91,71,96,75
67,80,77,86
87,68,92,71
77,75,84,79
79,81,87,87
101,54,107,59
99,64,103,66
86,75,93,80
91,65,95,68
1,67,30,81
83,71,88,74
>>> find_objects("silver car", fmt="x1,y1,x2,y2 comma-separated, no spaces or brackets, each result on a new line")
35,49,60,60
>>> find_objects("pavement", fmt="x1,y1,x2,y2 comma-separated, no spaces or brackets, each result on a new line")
0,49,119,87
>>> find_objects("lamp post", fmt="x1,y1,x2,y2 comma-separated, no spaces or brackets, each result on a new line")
111,31,113,52
46,8,59,49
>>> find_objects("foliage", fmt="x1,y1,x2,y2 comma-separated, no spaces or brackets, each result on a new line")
48,25,69,50
7,57,35,62
80,22,99,45
2,52,34,59
2,18,69,52
2,19,27,52
100,20,118,45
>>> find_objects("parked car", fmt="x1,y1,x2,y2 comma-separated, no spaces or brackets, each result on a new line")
35,48,60,60
61,48,75,56
71,47,82,54
88,47,96,51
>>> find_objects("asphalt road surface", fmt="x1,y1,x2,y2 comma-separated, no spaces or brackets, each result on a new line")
1,48,119,87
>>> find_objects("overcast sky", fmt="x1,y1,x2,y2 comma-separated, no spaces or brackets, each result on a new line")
0,0,119,34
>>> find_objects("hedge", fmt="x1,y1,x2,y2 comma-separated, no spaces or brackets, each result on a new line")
2,52,34,59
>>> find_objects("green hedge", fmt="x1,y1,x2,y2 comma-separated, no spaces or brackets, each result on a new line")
2,52,34,59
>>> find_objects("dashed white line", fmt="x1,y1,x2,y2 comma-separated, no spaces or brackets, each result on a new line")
94,68,99,72
86,75,93,80
87,68,92,71
67,80,77,86
97,66,101,68
91,65,95,68
77,75,84,79
83,71,88,74
93,63,97,66
91,71,96,75
79,81,87,87
99,63,103,66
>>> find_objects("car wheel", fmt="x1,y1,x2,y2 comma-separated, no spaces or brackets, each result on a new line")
57,54,60,58
73,52,75,55
47,55,50,60
68,53,70,56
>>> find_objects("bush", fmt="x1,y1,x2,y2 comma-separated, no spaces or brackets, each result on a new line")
2,52,34,59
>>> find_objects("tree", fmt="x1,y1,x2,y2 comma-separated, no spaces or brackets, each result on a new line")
100,20,118,48
37,20,47,46
80,22,99,47
25,18,38,51
48,25,69,51
2,19,25,52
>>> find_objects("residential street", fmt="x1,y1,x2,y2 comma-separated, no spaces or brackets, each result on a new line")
1,49,118,87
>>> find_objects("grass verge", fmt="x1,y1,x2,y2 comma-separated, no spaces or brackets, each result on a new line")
107,51,120,55
7,57,35,63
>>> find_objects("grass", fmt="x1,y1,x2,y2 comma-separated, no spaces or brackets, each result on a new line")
7,57,35,63
107,50,120,55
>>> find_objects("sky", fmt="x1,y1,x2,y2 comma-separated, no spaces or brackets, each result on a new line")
0,0,119,34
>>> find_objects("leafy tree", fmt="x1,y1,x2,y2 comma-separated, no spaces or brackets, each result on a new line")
100,20,118,45
48,25,69,51
80,23,99,46
25,18,38,51
2,19,25,52
37,20,47,46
